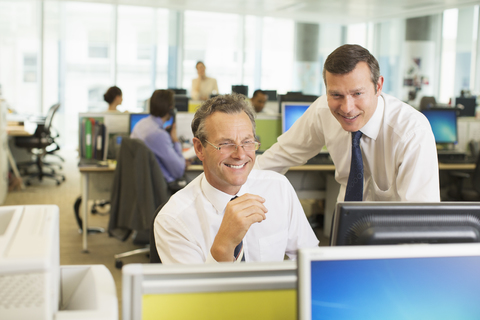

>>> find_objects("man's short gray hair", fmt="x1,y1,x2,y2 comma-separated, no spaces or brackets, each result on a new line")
191,93,256,143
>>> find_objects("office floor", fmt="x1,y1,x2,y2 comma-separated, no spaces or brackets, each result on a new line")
3,150,328,319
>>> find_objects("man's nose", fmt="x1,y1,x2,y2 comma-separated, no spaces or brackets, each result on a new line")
340,96,355,114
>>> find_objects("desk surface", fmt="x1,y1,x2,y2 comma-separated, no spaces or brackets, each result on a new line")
79,162,475,172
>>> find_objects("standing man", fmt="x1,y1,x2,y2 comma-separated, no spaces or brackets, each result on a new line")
250,89,269,113
154,94,318,264
256,44,440,202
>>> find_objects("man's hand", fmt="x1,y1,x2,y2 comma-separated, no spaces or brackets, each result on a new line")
170,123,179,143
211,194,267,262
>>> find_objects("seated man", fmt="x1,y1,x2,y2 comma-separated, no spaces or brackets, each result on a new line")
250,89,268,113
154,93,319,264
130,89,187,190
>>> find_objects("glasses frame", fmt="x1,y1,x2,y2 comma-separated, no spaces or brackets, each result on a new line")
204,139,260,155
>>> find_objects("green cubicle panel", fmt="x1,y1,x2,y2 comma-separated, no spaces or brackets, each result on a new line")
255,116,282,151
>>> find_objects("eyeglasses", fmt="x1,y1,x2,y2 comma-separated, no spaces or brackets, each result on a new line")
204,140,260,155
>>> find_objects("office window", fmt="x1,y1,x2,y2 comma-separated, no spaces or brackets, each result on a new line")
183,11,241,96
62,2,114,147
0,0,40,114
243,15,261,94
117,5,165,112
347,23,368,48
439,9,458,103
261,17,295,94
154,9,169,93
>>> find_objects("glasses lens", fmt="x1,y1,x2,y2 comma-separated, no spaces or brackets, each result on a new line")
220,144,236,154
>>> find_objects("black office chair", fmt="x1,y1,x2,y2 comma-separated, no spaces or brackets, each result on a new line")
14,103,65,185
419,96,436,110
149,204,165,264
448,141,480,201
107,138,171,268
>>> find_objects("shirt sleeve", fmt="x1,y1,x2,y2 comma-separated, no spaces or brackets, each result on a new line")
255,98,326,174
282,176,319,260
396,127,441,201
144,130,185,180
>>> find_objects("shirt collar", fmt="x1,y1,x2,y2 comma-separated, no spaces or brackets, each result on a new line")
200,174,249,214
359,94,384,140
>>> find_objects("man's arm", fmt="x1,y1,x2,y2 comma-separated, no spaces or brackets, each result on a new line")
145,129,186,180
211,194,267,262
255,98,326,173
396,129,440,201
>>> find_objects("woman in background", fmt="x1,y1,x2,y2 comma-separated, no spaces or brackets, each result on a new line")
104,86,123,111
191,61,218,101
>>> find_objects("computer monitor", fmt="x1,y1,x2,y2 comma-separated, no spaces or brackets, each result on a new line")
298,243,480,320
168,88,187,95
421,108,458,144
278,93,317,114
281,101,311,133
263,90,277,101
129,113,149,133
174,94,189,112
455,97,477,117
232,85,248,97
122,261,296,320
330,202,480,246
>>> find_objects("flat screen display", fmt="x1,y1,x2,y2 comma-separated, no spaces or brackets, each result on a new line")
129,113,149,133
281,102,310,133
298,244,480,320
421,109,458,144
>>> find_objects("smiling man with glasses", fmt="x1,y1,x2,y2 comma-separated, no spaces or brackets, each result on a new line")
154,93,319,264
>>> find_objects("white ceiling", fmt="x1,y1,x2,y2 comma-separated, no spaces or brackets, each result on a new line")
71,0,479,24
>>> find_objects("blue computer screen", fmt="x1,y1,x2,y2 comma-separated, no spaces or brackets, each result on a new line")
129,113,149,133
282,103,310,133
310,256,480,319
421,109,458,144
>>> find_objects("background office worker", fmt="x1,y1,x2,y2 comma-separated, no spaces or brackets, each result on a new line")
130,89,187,189
104,86,122,111
154,94,318,264
250,89,268,113
255,44,440,202
191,61,219,101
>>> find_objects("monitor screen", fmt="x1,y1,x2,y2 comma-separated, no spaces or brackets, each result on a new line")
421,108,458,144
455,97,477,117
129,113,149,133
281,102,311,133
298,243,480,320
263,90,277,101
330,202,480,246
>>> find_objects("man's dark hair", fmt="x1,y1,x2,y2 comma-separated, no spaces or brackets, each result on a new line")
323,44,380,92
150,89,174,118
192,93,256,144
252,89,266,98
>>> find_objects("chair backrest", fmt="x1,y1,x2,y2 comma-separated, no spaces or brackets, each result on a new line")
108,137,171,241
44,103,61,131
419,96,436,110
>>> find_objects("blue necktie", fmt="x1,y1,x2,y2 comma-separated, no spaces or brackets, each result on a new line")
230,196,246,262
345,131,363,201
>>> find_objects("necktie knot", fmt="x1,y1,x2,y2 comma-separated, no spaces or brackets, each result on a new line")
352,131,362,146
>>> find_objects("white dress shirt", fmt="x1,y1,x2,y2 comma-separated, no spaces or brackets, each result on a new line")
191,77,218,100
255,93,440,202
154,169,319,264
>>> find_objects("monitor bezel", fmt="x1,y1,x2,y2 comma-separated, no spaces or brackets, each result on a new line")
298,242,480,320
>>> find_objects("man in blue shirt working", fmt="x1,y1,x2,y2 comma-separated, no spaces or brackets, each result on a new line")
131,89,187,190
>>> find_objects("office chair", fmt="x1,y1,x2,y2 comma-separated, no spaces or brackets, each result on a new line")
107,138,171,269
419,96,436,110
14,103,65,185
448,141,480,201
149,204,165,264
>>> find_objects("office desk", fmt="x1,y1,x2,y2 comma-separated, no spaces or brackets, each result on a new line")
79,162,475,251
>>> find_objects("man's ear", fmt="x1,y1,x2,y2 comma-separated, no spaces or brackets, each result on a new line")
193,137,205,161
376,76,384,96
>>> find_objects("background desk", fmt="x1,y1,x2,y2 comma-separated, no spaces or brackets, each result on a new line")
79,162,476,251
